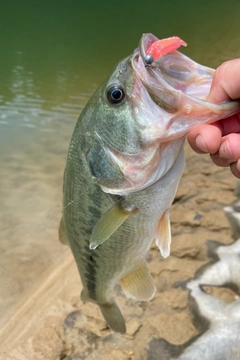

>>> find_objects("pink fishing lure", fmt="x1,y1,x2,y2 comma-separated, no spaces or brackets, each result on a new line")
147,36,187,60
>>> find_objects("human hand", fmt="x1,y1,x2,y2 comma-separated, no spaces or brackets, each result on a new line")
188,59,240,178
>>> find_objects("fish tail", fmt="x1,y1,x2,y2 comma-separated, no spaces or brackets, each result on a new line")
81,289,126,333
99,301,126,334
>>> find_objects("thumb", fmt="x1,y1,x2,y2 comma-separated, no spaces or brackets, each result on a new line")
207,59,240,103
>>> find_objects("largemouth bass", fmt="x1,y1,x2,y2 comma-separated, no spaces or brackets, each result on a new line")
60,33,240,333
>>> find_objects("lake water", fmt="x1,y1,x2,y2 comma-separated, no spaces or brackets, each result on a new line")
1,0,240,353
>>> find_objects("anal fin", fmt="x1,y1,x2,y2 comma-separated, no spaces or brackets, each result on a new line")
155,209,171,258
58,217,69,245
120,262,156,301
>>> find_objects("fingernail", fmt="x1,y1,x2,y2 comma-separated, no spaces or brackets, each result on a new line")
219,140,235,161
196,135,207,153
219,140,230,159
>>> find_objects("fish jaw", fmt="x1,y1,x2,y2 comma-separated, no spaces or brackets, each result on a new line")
132,33,240,141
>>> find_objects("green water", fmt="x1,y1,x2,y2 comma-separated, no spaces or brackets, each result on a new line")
1,0,240,343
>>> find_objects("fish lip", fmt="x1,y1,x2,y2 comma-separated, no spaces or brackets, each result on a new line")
138,33,169,80
131,34,172,98
132,33,161,82
139,33,159,61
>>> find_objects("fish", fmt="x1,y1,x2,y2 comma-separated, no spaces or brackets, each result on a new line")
59,33,240,334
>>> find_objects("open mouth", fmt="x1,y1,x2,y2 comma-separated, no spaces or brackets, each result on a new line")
134,33,215,101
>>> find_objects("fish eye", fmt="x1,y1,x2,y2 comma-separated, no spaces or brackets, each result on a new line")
107,85,125,104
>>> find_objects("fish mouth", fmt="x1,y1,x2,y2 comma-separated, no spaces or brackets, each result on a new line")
131,33,240,141
132,33,215,105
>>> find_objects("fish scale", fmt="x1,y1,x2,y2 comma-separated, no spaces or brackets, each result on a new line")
60,33,240,333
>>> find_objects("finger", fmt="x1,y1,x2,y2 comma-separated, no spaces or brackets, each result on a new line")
210,153,235,167
218,133,240,160
230,160,240,179
210,133,240,167
187,124,222,154
207,59,240,103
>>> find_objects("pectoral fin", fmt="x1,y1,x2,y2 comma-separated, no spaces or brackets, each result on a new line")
120,262,156,301
58,217,69,245
89,202,135,250
155,209,171,258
